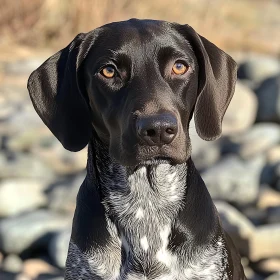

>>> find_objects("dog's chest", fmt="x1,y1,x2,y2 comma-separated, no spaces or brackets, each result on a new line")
66,164,230,279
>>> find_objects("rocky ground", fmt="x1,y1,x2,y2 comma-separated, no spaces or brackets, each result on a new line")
0,49,280,280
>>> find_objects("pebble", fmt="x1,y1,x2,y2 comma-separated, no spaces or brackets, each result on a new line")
256,75,280,122
257,185,280,209
202,155,264,206
0,179,47,217
215,201,255,256
237,56,280,83
47,172,85,213
22,258,59,279
2,254,23,273
250,224,280,261
48,228,71,268
222,81,257,136
256,258,280,275
223,123,280,159
0,209,71,254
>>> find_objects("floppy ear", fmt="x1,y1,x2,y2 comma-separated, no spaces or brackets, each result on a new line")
27,31,98,151
178,25,237,140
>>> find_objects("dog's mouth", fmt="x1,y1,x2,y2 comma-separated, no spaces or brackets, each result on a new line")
135,156,174,168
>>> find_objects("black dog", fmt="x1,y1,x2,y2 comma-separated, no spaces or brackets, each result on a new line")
28,19,246,280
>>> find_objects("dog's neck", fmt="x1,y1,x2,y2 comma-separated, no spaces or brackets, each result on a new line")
85,138,219,249
69,138,227,279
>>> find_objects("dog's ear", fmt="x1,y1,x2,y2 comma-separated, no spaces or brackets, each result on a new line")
27,31,98,151
177,24,237,140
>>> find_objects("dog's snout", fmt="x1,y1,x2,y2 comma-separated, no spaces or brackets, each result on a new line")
136,113,178,146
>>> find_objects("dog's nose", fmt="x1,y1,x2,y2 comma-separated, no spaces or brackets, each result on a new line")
136,113,178,146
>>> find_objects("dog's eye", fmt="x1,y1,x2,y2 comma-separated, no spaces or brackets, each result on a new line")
101,66,116,78
172,62,188,75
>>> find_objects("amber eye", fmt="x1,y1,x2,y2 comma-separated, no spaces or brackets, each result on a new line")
101,66,115,78
172,62,188,75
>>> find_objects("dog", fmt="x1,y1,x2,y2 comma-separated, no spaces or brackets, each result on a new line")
27,19,246,280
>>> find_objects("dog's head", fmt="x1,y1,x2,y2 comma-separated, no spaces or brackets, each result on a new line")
28,19,236,166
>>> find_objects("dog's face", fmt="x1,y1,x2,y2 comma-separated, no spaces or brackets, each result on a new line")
28,19,237,167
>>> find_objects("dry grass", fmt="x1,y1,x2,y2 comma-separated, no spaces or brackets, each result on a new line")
0,0,279,54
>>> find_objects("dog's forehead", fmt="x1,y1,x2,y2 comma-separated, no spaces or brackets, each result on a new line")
94,19,188,54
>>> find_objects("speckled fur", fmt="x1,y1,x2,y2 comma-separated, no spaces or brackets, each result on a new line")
65,140,232,279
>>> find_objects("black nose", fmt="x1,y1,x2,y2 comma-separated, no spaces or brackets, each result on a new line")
136,113,178,146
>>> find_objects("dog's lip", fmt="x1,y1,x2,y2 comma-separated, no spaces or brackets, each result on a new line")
136,156,173,167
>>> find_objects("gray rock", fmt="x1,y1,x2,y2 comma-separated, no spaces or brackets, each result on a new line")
4,58,45,76
0,179,47,217
0,210,71,254
47,172,85,213
222,81,257,136
0,153,54,180
223,123,280,159
238,56,280,83
265,272,280,280
189,120,220,171
202,155,264,205
48,228,71,268
2,254,23,273
267,206,280,224
215,201,255,256
256,75,280,122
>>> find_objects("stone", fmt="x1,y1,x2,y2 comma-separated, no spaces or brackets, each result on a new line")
267,206,280,224
265,272,280,280
250,224,280,261
0,210,71,254
4,58,45,76
0,153,54,180
202,155,264,206
48,228,71,268
0,179,47,217
256,75,280,122
256,258,280,274
223,123,280,159
47,172,85,213
214,201,255,256
189,119,220,171
266,145,280,165
222,81,257,136
257,185,280,209
237,56,280,83
22,259,59,279
2,254,23,273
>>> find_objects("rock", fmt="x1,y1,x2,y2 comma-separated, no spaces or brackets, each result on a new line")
189,119,220,171
202,155,264,206
256,258,280,274
223,123,280,159
266,145,280,165
47,173,85,213
0,179,47,217
31,140,87,175
0,271,19,280
222,81,257,136
0,210,71,254
256,75,280,122
0,250,3,266
257,185,280,209
267,206,280,224
250,224,280,261
237,56,280,83
48,229,71,268
4,58,45,76
22,259,59,280
241,207,267,226
214,201,255,256
0,153,54,180
2,254,23,273
265,272,280,280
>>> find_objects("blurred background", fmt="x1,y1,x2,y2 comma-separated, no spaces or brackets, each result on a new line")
0,0,280,279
